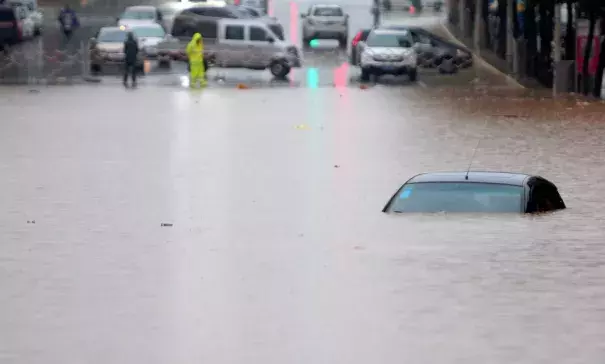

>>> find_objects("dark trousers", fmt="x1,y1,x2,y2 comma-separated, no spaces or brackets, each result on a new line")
123,63,136,85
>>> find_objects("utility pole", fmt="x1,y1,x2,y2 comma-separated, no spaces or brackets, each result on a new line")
506,0,514,71
553,2,562,96
473,0,482,50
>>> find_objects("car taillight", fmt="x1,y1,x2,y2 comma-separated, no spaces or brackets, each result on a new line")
352,32,362,46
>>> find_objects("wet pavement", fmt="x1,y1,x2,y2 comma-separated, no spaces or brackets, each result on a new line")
2,82,605,363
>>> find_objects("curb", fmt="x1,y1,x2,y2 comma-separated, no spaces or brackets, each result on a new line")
439,20,525,89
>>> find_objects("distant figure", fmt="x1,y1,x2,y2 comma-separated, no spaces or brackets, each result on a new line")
58,4,79,39
371,0,380,27
186,32,206,88
123,32,139,87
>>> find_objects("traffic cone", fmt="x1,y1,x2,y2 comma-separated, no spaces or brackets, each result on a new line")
236,83,249,89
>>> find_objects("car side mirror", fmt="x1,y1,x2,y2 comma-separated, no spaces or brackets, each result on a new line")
267,36,275,43
89,37,97,47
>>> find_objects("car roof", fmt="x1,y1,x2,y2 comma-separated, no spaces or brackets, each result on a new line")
99,26,124,32
406,171,533,186
370,29,411,35
311,4,343,8
124,5,156,11
217,18,268,26
126,23,164,28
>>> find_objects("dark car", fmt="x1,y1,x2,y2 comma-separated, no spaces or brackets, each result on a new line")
381,25,473,70
382,172,566,213
0,5,20,48
349,28,370,65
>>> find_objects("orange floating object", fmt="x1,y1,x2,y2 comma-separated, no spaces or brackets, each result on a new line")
236,83,249,89
143,60,151,74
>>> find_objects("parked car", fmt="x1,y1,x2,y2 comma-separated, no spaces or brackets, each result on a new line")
156,18,301,78
301,4,348,48
89,26,144,74
357,28,418,81
171,3,284,40
382,25,473,70
129,23,166,58
0,4,34,47
382,172,566,213
349,28,371,65
117,6,164,28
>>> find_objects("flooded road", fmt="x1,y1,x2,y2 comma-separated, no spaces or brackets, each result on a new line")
1,84,605,363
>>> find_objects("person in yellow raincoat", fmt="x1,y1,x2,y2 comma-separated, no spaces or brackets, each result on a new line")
186,33,206,87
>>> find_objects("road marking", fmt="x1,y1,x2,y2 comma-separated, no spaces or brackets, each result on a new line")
417,80,427,88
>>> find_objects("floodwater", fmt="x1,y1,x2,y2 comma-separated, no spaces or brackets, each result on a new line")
1,84,604,364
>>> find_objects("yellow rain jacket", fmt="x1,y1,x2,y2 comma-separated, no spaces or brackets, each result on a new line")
186,32,206,86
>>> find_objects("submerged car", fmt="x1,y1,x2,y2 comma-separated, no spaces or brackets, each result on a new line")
382,172,566,213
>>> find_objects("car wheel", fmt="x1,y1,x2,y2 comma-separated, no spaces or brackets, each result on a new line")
158,59,171,68
360,68,371,81
270,59,290,78
408,68,418,82
90,63,101,74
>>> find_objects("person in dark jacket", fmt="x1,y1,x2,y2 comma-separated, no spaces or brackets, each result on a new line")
58,4,79,39
123,32,139,87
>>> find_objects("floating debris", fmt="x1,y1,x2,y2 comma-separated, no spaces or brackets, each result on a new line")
161,223,173,227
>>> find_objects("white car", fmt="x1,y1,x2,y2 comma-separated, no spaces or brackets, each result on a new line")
358,29,418,82
117,6,163,28
300,4,348,48
130,23,166,58
157,2,191,32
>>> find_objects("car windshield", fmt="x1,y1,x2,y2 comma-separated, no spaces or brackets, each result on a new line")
242,7,261,16
159,7,179,16
313,7,343,16
132,26,165,38
98,29,128,42
228,6,253,17
367,32,413,47
121,10,155,20
388,182,524,213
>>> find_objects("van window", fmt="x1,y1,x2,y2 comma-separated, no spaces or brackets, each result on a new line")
225,25,244,40
0,8,16,21
249,26,267,41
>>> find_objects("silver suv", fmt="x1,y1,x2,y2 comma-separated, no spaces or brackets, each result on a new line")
301,4,348,48
357,29,418,82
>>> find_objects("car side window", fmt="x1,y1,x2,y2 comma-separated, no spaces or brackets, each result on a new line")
196,19,216,38
225,25,244,40
249,26,267,41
